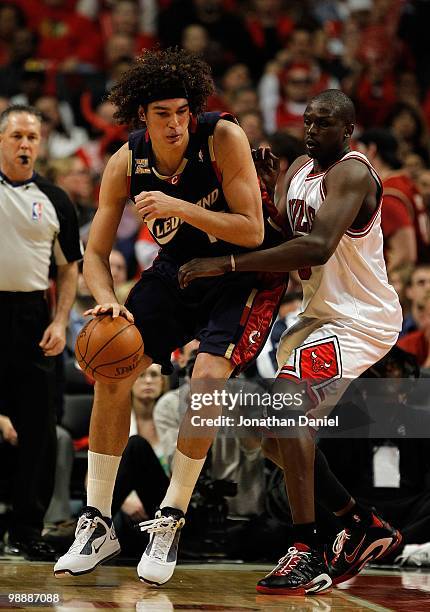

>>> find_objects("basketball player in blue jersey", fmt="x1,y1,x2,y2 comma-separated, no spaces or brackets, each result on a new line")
179,90,403,596
54,49,286,582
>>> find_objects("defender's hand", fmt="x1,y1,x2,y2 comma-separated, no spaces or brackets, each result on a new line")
252,146,280,198
179,256,230,288
135,191,181,221
83,303,134,323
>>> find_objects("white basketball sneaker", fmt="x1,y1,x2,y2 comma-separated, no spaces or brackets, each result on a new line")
137,507,185,586
396,542,430,567
54,506,120,577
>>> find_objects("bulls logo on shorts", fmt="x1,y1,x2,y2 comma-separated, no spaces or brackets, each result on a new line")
278,336,342,405
299,340,339,381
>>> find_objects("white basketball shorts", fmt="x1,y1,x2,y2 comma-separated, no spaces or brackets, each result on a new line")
275,316,399,419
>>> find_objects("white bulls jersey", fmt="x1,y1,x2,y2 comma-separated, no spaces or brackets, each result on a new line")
286,151,402,333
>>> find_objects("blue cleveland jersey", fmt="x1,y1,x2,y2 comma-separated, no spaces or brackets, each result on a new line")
128,112,283,266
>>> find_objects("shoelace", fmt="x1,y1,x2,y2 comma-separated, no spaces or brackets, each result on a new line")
271,546,311,576
139,516,177,534
332,530,351,556
139,516,181,562
68,517,97,554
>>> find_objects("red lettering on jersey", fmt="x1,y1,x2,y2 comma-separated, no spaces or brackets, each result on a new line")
289,199,315,234
289,198,304,229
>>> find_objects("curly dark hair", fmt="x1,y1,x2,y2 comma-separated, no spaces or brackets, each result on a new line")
108,48,215,129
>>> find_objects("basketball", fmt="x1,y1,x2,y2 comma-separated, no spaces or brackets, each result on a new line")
75,315,144,383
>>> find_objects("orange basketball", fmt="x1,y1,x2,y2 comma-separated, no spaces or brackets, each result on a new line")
75,315,144,383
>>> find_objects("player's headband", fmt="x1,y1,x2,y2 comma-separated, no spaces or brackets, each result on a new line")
144,82,189,105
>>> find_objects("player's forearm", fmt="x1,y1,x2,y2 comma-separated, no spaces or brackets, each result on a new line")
234,234,329,273
54,262,79,325
177,200,264,248
83,251,118,304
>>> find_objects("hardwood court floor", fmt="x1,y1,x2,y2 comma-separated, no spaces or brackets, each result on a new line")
1,560,430,611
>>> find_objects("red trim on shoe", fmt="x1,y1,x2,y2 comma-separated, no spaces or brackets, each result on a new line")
256,584,330,596
257,579,332,596
332,530,403,586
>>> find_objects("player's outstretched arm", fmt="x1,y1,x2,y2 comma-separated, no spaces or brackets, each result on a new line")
83,144,133,321
178,159,370,286
135,121,264,248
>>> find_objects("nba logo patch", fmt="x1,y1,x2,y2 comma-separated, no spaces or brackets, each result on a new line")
135,158,150,174
32,202,43,221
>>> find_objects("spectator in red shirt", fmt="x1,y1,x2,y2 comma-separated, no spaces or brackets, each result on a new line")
355,58,397,128
220,63,253,110
101,0,156,60
274,62,314,138
398,290,430,368
404,152,426,183
245,0,294,73
237,110,266,149
12,0,104,70
0,2,26,66
230,87,260,117
418,169,430,212
158,0,257,74
387,102,430,164
181,24,226,78
402,264,430,336
358,129,430,270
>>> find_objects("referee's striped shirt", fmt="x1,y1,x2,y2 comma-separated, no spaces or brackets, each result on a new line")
0,171,83,292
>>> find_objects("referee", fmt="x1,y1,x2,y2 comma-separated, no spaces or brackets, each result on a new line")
0,105,82,559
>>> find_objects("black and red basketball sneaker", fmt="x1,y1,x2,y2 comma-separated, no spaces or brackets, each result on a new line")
256,544,332,596
329,511,402,585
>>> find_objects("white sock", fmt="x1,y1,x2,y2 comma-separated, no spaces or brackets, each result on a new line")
87,450,121,518
160,449,206,513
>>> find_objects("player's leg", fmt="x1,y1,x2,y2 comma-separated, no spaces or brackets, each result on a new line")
262,437,359,528
258,376,332,596
137,352,233,586
54,358,151,577
137,273,286,586
258,321,401,594
262,425,401,589
258,321,352,595
55,266,191,576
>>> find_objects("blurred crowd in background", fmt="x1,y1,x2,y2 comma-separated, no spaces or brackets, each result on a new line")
1,0,430,293
1,0,430,568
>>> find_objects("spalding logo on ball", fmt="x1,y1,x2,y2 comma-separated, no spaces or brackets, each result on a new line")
75,315,144,383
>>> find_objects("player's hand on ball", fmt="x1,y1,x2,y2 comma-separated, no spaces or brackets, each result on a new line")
135,190,180,221
84,302,134,323
179,256,230,288
252,146,280,198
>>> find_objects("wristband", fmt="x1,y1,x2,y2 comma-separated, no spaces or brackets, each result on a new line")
230,254,236,272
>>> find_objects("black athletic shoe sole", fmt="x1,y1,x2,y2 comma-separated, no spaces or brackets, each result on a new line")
332,530,402,586
257,573,332,596
138,576,164,587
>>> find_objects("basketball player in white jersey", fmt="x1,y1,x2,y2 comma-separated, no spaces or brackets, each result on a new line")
179,90,403,595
